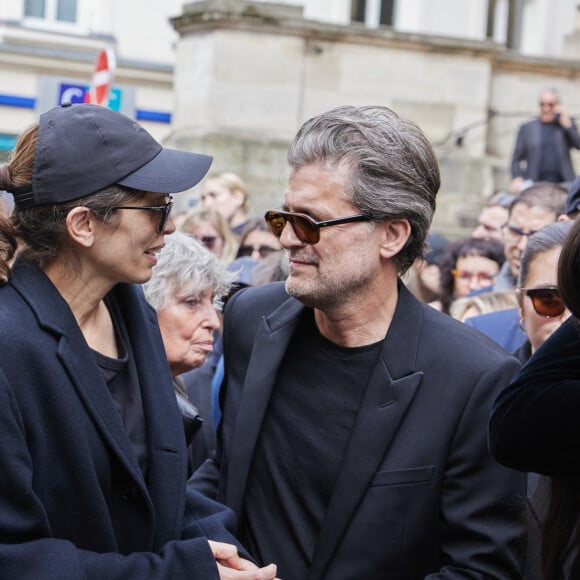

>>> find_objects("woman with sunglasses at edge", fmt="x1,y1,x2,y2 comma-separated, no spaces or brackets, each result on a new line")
0,103,278,580
513,220,572,363
489,218,580,580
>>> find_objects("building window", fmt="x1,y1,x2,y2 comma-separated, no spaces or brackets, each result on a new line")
24,0,77,24
379,0,394,26
351,0,395,27
351,0,366,23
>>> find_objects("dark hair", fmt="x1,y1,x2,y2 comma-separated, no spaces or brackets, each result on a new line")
13,185,140,267
439,237,505,314
287,105,440,274
541,477,580,580
511,182,568,218
518,221,573,288
558,217,580,319
238,216,270,244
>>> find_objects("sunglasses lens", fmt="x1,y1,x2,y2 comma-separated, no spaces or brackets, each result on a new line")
265,211,318,244
292,215,318,244
265,212,286,238
530,290,565,317
159,202,173,232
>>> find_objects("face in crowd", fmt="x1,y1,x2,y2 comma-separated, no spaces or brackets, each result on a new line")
538,90,560,124
237,228,282,260
451,253,500,298
200,177,245,224
472,205,509,242
502,202,557,280
518,244,570,353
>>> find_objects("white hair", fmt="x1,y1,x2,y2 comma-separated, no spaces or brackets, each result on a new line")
143,231,234,310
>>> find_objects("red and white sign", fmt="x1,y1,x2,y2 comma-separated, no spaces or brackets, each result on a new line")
85,48,116,106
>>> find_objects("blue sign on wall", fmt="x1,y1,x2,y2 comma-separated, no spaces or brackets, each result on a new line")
0,134,18,151
57,83,122,112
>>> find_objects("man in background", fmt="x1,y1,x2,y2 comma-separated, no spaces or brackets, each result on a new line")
472,192,514,242
510,87,580,193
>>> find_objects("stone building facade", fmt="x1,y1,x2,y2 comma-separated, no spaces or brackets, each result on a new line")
170,0,580,235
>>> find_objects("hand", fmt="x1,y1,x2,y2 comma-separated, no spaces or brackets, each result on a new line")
509,176,524,194
554,103,572,128
208,540,279,579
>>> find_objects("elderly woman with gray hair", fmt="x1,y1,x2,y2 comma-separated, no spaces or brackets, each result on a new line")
143,231,234,471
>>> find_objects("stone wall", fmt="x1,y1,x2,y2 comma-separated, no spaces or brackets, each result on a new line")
170,0,580,237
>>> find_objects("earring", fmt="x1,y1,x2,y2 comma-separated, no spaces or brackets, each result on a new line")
519,319,527,331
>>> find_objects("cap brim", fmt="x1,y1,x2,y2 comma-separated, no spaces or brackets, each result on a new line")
118,148,213,194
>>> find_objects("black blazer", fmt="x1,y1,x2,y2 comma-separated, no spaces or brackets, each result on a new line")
0,260,241,578
511,118,580,182
192,282,527,579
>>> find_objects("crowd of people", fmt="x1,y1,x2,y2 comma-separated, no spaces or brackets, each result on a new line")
0,88,579,579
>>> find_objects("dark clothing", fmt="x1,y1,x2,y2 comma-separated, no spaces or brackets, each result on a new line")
511,118,580,183
509,340,542,580
241,310,379,577
513,339,532,365
539,122,564,181
191,281,527,580
490,316,580,476
182,334,223,472
0,260,242,579
490,317,580,580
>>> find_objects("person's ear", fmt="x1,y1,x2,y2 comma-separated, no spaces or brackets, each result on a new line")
231,188,246,210
65,206,97,248
378,219,412,260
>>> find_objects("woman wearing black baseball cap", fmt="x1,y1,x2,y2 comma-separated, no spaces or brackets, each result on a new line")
0,104,278,580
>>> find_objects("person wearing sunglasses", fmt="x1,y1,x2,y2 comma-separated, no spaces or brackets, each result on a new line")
489,217,580,580
509,87,580,194
514,220,573,362
0,104,279,580
180,206,239,264
191,105,526,579
236,217,282,261
438,236,505,314
495,182,567,291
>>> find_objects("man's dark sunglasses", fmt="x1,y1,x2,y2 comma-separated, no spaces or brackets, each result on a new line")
112,196,174,233
264,209,371,245
519,286,566,317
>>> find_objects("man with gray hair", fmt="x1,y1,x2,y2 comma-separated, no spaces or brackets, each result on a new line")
192,105,526,579
510,87,580,193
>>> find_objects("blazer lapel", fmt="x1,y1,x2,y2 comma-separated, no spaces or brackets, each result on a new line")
308,284,425,580
226,296,304,517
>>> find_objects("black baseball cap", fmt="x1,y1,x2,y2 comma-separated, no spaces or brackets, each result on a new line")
10,103,213,209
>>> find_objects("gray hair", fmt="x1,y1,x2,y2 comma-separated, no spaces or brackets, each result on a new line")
143,231,235,310
518,220,573,287
287,105,440,274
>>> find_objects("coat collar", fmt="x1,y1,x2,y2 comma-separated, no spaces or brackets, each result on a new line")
10,260,186,549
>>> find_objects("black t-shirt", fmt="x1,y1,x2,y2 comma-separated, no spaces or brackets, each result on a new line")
538,122,563,182
240,310,382,579
93,296,149,478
